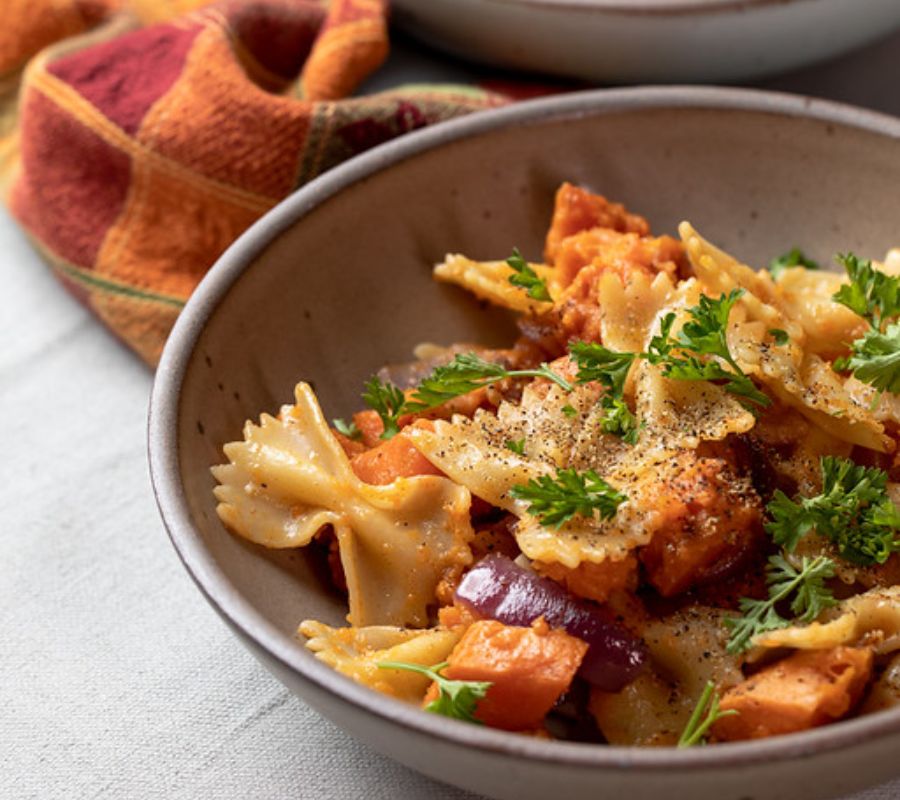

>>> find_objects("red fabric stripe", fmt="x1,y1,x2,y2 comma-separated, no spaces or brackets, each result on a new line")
49,23,201,135
10,89,130,268
226,0,326,81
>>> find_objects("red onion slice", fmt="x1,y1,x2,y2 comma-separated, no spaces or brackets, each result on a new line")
455,555,647,691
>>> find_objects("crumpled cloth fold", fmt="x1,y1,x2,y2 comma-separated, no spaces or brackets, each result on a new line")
1,0,514,364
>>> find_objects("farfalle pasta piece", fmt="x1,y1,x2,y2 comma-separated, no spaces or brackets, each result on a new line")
679,222,787,327
680,223,890,452
633,358,755,451
763,353,889,452
433,253,557,314
623,277,755,448
589,605,744,746
407,335,758,569
299,621,461,701
407,400,679,568
593,268,676,353
844,376,900,428
212,383,473,627
776,267,866,360
862,653,900,713
476,381,624,473
752,585,900,655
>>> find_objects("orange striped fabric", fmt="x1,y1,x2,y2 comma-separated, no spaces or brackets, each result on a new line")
2,0,517,364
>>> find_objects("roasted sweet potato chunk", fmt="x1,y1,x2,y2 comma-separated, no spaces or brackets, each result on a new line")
427,619,587,731
554,228,687,288
523,229,689,349
640,452,764,597
713,647,873,741
533,554,638,605
350,421,443,485
352,409,388,448
544,182,649,264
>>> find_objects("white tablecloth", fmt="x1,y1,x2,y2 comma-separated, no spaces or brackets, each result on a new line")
4,29,900,800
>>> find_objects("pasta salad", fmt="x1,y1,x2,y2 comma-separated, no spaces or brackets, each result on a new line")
212,183,900,745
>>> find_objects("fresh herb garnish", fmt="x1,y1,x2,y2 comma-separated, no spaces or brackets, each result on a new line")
766,456,900,565
647,290,770,410
677,681,738,747
561,404,578,418
769,247,819,280
768,328,790,346
509,468,626,528
832,253,900,330
569,341,641,443
570,342,637,392
835,322,900,394
363,353,572,439
333,417,362,441
506,438,527,455
725,554,837,654
404,353,573,412
599,395,642,444
830,253,900,395
569,291,769,436
362,377,408,440
378,661,491,724
506,248,551,302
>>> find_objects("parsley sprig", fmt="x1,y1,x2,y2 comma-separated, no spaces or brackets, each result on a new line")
506,437,526,455
832,253,900,394
646,290,770,409
378,661,491,724
405,353,573,411
363,353,572,439
509,468,626,528
598,396,642,444
332,417,362,441
767,456,900,565
833,253,900,330
506,248,551,302
724,554,837,654
568,290,769,445
835,323,900,394
569,342,641,443
768,247,819,281
726,455,899,652
362,377,407,440
769,328,790,346
677,681,738,747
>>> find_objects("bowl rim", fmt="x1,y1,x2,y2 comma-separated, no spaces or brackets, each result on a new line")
398,0,825,18
149,85,900,774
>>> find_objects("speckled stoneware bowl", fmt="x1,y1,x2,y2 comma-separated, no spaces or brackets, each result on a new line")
393,0,900,83
149,87,900,800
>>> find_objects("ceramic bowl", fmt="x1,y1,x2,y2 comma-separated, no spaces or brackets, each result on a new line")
392,0,900,83
149,87,900,800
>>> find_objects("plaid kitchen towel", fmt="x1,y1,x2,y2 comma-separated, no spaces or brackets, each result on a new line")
2,0,515,364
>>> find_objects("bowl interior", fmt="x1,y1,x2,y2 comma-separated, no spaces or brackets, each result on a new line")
176,99,900,641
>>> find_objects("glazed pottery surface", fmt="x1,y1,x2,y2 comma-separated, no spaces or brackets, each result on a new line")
150,87,900,800
393,0,900,83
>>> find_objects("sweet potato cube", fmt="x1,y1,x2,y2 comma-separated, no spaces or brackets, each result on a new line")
713,646,873,741
639,452,763,597
533,555,638,605
351,409,387,448
350,421,442,485
544,182,649,264
428,619,587,731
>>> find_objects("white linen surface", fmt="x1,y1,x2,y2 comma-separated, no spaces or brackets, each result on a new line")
5,30,900,800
